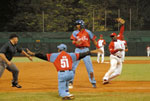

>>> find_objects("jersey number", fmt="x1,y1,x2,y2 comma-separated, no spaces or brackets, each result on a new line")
61,59,69,68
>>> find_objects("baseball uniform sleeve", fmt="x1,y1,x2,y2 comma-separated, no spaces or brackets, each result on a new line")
70,31,78,40
70,31,78,45
86,29,96,41
109,42,119,54
117,25,125,40
48,53,59,63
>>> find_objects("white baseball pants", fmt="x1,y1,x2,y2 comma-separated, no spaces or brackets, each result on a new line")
97,47,104,63
103,55,122,81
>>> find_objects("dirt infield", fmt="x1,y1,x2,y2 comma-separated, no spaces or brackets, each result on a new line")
0,60,150,93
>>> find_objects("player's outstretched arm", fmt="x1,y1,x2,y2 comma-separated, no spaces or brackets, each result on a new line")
26,48,48,61
78,49,102,60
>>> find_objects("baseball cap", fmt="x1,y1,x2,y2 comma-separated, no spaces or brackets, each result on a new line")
110,33,117,37
100,34,103,37
57,44,67,51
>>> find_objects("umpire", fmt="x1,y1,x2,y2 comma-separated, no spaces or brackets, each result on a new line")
0,34,32,88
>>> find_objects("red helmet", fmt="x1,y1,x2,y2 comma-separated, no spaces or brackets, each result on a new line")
110,33,117,37
100,34,103,37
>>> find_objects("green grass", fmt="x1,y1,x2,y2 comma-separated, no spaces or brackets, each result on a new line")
124,56,150,60
91,56,150,61
115,64,150,81
12,56,150,62
0,92,150,101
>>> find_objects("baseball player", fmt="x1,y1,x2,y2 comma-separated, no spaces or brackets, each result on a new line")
97,34,106,63
26,44,101,100
147,45,150,57
0,34,32,88
103,33,124,84
102,18,125,84
70,20,100,88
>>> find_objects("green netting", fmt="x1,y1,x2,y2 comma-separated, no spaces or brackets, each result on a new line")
0,31,150,56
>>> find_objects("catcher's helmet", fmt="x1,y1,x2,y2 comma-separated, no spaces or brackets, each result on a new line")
75,20,85,28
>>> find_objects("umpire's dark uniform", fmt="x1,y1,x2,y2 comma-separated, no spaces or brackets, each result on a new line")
0,41,22,88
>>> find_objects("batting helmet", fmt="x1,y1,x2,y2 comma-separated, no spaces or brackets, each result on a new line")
57,44,67,51
110,33,117,37
75,20,85,28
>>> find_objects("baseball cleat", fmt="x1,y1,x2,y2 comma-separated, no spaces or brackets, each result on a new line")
68,94,74,98
12,82,22,88
62,95,75,100
103,79,109,85
67,91,74,97
92,83,97,88
69,83,73,89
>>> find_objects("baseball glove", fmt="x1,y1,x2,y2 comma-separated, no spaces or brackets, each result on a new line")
116,18,125,24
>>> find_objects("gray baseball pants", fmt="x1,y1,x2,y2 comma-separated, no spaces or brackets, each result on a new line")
0,58,19,83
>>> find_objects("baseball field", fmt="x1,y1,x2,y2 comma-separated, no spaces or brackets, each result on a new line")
0,56,150,101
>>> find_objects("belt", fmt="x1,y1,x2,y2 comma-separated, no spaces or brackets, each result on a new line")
116,56,121,58
59,70,72,72
115,55,121,58
112,54,121,58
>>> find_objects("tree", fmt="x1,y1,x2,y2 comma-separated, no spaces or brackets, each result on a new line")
1,0,150,32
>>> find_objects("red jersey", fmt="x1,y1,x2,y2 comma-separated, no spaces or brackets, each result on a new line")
47,51,79,71
109,39,124,57
70,29,96,47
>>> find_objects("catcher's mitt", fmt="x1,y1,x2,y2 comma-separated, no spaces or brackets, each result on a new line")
116,18,125,24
